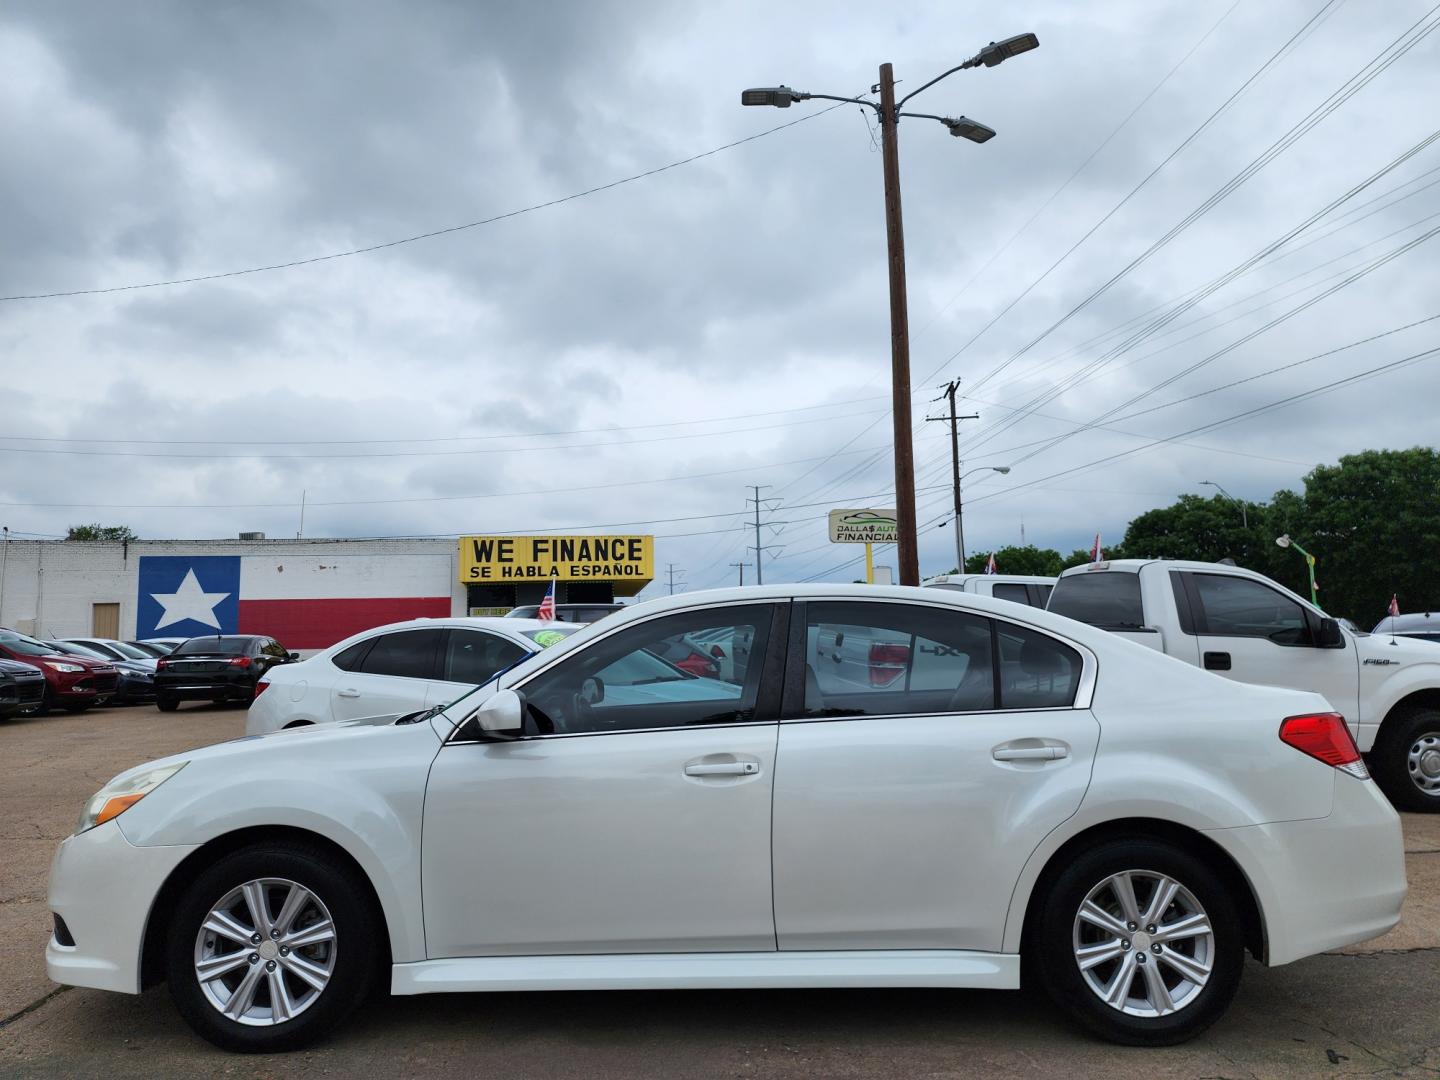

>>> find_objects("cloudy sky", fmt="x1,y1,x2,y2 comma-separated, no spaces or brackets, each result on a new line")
3,0,1438,593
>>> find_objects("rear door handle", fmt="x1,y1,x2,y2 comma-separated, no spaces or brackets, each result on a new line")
337,688,361,699
684,761,759,777
992,745,1068,762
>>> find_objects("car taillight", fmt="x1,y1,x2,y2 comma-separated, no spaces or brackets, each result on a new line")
868,642,910,687
1279,712,1369,779
229,656,252,668
254,680,270,699
156,658,169,669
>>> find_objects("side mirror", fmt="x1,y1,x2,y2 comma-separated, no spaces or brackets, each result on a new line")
475,688,525,737
287,652,300,661
1315,617,1345,648
580,676,605,705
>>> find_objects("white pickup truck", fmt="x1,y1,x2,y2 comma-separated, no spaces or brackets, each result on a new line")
1047,559,1440,812
924,573,1056,609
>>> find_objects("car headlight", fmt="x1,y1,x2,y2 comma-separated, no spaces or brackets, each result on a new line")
45,662,85,673
75,761,187,835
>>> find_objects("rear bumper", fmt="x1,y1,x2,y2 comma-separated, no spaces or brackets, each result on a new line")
46,821,198,994
155,676,255,701
1204,775,1406,966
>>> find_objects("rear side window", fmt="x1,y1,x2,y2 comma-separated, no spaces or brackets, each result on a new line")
1047,573,1145,629
995,623,1082,709
358,629,443,679
445,630,526,684
803,601,996,718
332,639,372,672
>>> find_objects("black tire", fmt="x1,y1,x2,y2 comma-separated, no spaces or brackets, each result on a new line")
165,842,380,1053
157,697,180,712
1371,707,1440,813
1029,838,1244,1046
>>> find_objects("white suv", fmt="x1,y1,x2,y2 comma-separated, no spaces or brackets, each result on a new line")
246,617,580,735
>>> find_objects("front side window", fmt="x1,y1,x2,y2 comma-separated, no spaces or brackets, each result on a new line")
992,583,1031,606
1189,574,1310,644
519,605,775,735
357,628,443,679
803,601,995,718
445,630,527,684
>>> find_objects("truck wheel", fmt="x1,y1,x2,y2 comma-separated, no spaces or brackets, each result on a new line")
1372,707,1440,812
1029,839,1243,1045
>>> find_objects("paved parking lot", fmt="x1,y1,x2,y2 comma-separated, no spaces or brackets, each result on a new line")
2,704,1438,1078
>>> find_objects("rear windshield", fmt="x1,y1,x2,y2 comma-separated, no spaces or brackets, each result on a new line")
172,636,253,656
1047,572,1145,629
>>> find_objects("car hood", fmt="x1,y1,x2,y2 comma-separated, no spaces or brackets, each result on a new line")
40,652,114,670
1354,633,1440,666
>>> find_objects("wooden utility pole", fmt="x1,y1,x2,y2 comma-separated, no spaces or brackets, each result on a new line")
729,561,750,586
877,63,920,586
927,380,979,572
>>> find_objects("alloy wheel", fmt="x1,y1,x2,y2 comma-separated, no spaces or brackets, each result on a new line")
1408,731,1440,797
1072,869,1215,1018
192,877,337,1026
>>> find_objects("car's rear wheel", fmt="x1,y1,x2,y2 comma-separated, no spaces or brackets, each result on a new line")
1371,707,1440,812
1030,839,1243,1046
165,843,379,1052
157,696,180,712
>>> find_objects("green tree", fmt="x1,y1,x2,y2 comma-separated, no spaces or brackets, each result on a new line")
1121,494,1265,567
1284,448,1440,623
962,545,1064,576
66,524,137,542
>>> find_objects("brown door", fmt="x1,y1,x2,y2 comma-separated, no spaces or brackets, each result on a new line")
92,603,120,639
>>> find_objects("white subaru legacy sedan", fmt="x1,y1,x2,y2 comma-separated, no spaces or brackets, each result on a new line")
245,617,581,735
47,585,1405,1052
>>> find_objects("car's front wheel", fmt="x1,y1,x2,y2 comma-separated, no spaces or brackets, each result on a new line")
1030,839,1243,1046
165,843,380,1052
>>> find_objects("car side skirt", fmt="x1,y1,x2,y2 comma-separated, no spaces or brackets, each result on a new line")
391,950,1019,994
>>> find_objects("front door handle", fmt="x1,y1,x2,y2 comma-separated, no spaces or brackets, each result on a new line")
684,761,759,777
337,688,361,699
992,744,1068,762
1203,651,1232,671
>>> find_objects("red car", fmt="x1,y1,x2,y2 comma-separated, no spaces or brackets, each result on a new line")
0,628,119,713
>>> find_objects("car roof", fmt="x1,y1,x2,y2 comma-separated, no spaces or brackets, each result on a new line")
317,615,580,655
1374,612,1440,633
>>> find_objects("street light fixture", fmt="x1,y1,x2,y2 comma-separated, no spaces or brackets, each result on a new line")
1199,480,1248,529
740,31,1039,586
943,464,1013,571
1275,533,1321,607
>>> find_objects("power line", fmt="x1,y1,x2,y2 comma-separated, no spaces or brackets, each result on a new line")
0,103,851,303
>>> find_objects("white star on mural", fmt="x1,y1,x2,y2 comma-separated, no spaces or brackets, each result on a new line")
151,568,231,630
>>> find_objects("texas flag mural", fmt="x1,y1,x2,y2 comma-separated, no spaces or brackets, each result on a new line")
137,555,451,649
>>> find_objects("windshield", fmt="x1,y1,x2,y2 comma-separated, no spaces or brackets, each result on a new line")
173,636,252,656
520,626,583,647
0,631,61,657
102,640,153,659
50,641,109,660
1047,572,1146,629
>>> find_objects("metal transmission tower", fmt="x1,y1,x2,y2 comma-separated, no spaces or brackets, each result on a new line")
665,564,687,595
746,485,785,585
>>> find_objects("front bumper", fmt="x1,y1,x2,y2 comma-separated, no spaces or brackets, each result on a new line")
1204,774,1406,966
46,820,198,994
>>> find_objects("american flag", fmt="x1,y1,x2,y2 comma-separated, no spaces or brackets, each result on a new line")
1091,533,1105,563
985,553,998,575
537,579,557,622
1390,594,1401,618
